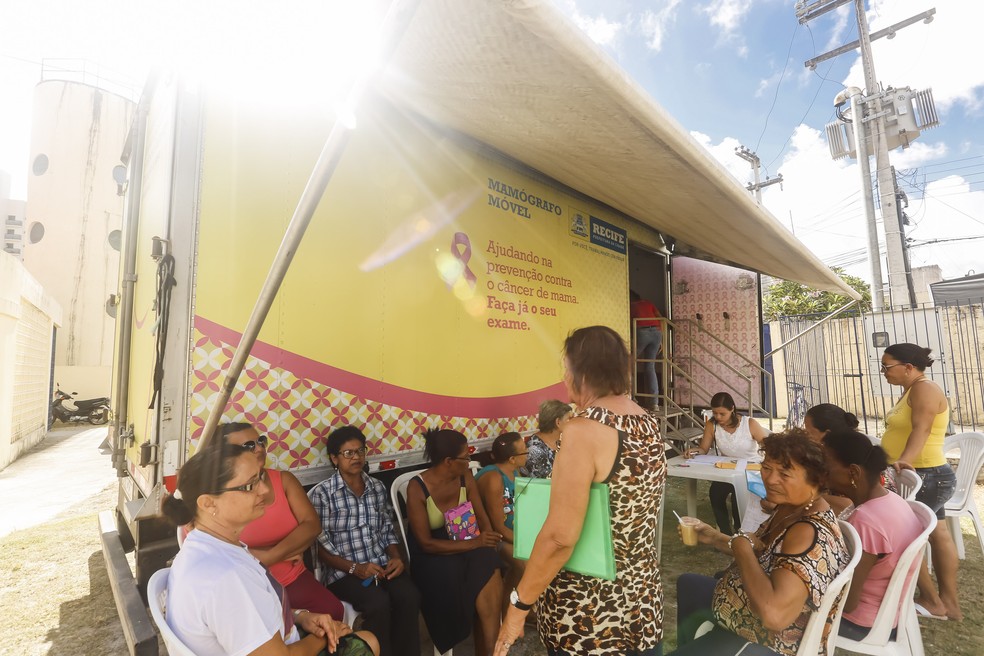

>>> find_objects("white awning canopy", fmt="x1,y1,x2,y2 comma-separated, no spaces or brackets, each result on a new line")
380,0,859,298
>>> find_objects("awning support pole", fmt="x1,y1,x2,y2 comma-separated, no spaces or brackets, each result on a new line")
763,300,859,360
198,0,422,453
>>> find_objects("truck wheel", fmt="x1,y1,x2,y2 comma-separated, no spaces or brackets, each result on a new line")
89,408,109,425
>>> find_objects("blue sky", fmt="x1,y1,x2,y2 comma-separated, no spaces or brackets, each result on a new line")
552,0,984,283
1,0,982,285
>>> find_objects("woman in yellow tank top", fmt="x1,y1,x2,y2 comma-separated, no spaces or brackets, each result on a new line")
880,343,961,620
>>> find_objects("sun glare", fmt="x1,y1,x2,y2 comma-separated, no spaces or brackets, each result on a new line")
155,1,388,111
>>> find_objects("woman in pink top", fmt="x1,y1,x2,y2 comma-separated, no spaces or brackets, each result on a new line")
225,422,345,620
822,429,923,640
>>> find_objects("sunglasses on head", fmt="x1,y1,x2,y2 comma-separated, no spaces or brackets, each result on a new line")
234,435,269,452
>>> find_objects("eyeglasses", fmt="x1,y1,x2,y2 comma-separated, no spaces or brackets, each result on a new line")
451,456,471,462
880,363,905,372
235,435,268,452
339,446,368,459
214,468,266,494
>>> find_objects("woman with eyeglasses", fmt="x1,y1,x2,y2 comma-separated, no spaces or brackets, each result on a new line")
307,426,422,656
405,428,504,656
879,343,961,620
476,432,528,613
218,422,346,621
161,435,378,655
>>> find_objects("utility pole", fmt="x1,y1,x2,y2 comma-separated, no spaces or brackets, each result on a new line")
735,145,783,203
852,0,912,308
838,85,884,310
891,166,918,305
798,0,935,309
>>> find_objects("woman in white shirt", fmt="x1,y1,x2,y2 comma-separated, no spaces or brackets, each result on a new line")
685,392,769,534
161,437,379,656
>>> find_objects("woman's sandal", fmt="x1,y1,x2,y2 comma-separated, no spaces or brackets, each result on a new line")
914,602,948,620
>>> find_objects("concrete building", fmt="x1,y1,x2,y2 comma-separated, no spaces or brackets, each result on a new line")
22,80,134,400
1,171,26,260
0,249,61,470
912,264,944,306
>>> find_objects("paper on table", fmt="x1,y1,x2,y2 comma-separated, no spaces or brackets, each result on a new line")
688,454,733,465
714,461,762,470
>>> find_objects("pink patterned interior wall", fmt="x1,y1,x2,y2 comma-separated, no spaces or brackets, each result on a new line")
670,257,763,409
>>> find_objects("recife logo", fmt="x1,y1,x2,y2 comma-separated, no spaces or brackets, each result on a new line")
569,207,627,254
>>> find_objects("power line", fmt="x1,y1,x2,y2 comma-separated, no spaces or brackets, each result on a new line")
753,22,800,154
764,23,841,173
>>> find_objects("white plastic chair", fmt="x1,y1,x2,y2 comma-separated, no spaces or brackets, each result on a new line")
943,432,984,559
390,470,422,564
834,500,935,656
896,469,923,501
147,567,199,656
390,463,479,562
389,468,454,656
796,520,862,656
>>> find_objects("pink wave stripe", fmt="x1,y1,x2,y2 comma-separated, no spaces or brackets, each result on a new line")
194,316,567,418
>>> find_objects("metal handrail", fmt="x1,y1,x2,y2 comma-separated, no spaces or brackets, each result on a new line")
632,316,776,436
763,300,859,359
670,318,775,425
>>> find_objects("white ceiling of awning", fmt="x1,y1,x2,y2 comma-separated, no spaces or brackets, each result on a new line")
379,0,859,298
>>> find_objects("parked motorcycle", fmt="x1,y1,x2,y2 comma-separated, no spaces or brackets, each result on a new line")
50,386,111,427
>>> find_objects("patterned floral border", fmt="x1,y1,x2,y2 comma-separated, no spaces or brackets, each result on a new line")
189,327,537,469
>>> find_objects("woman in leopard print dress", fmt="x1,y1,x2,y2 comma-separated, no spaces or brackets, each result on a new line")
494,326,666,656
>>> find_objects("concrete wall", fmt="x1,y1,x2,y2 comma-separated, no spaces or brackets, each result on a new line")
22,81,134,400
1,171,26,260
0,250,62,471
912,265,944,306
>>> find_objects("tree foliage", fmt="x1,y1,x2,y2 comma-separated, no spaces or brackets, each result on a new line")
763,268,871,321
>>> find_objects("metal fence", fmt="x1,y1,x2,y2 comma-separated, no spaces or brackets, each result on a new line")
773,300,984,436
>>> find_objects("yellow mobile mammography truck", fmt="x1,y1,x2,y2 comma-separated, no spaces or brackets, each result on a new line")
101,3,857,653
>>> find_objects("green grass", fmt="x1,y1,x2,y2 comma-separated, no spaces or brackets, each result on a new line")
0,478,979,655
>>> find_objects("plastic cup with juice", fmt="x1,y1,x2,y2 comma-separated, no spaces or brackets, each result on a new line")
680,516,700,547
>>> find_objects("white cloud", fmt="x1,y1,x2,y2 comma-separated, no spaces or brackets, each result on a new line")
890,141,948,168
639,0,682,52
690,131,754,186
702,0,753,53
693,123,983,283
842,0,984,113
702,0,753,34
756,69,784,98
824,4,852,51
555,0,624,47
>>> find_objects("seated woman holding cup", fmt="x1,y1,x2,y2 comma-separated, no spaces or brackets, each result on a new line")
405,428,503,656
161,434,378,656
672,430,850,656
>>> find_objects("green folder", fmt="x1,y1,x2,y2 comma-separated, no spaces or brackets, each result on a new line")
512,477,616,581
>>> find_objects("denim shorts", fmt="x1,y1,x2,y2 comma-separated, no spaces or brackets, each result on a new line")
914,464,957,519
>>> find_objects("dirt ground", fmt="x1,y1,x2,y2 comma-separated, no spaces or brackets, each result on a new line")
1,471,982,655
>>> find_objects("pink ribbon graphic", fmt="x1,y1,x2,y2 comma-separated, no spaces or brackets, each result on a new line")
449,232,477,290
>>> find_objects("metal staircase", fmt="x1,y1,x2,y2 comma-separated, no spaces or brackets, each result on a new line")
632,317,775,454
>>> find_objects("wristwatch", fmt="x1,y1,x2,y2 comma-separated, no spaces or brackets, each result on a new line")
509,589,533,611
